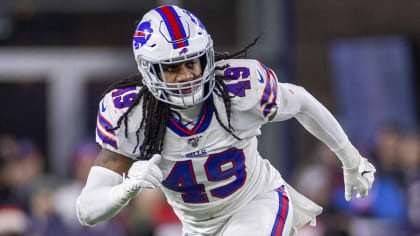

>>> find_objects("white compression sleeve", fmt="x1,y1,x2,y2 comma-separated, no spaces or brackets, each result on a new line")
76,166,132,226
274,83,360,168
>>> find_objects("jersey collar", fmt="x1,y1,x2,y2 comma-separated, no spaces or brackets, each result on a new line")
168,95,214,137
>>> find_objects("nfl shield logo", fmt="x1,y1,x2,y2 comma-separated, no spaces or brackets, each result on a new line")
187,136,201,148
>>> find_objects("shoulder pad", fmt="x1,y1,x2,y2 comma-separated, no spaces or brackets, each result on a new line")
214,59,279,119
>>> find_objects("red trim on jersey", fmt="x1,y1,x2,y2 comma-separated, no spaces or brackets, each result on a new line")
273,195,289,236
169,104,208,136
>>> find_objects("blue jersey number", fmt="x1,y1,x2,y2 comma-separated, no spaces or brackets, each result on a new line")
224,67,250,80
112,87,137,108
163,148,247,203
205,148,247,198
224,67,251,97
226,81,251,97
163,160,209,203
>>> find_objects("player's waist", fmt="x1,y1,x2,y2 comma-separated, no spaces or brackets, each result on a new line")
167,162,279,222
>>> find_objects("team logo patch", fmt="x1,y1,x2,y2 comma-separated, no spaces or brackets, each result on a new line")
133,21,153,49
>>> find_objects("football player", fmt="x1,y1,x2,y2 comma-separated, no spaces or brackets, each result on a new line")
76,5,376,236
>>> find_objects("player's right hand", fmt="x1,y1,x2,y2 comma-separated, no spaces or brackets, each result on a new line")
123,154,163,193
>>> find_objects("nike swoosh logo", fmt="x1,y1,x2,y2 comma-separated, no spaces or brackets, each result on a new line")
361,171,372,176
257,71,264,83
101,102,106,112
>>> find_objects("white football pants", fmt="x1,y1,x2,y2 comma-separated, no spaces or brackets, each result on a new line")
182,186,293,236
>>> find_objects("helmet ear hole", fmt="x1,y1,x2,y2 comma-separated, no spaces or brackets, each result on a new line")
199,55,207,73
152,64,159,73
152,64,163,80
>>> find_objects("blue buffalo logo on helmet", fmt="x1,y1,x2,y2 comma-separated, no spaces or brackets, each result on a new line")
133,21,153,49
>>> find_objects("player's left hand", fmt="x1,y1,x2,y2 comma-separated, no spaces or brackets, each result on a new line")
343,157,376,201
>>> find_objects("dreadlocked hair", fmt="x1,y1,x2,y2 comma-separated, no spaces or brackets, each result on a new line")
101,75,170,160
214,33,262,61
102,35,261,160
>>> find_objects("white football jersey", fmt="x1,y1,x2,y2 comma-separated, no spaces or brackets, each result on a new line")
96,59,293,235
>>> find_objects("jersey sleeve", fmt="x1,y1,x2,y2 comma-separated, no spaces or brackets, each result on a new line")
95,87,142,160
254,61,281,120
217,59,281,124
270,81,351,151
217,59,350,151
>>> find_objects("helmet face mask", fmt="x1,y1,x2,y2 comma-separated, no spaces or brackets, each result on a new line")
133,5,215,107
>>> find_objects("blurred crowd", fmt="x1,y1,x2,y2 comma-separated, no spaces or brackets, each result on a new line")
0,135,180,236
294,123,420,236
0,122,418,236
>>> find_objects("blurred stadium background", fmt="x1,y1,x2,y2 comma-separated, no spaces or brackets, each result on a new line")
0,0,419,235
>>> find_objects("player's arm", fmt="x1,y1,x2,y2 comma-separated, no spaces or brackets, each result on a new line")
94,148,133,174
76,149,162,226
271,83,376,201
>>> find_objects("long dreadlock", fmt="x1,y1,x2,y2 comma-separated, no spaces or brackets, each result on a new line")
102,36,261,160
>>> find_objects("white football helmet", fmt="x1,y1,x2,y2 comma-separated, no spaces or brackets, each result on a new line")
133,5,215,107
